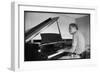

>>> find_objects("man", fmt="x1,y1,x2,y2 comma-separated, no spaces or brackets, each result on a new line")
58,23,86,58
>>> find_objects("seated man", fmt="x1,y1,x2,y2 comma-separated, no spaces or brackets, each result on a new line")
58,23,86,59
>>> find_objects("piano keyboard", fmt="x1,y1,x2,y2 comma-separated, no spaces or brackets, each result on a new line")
48,50,65,59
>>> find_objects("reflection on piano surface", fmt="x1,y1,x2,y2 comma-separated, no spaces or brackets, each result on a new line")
24,17,72,61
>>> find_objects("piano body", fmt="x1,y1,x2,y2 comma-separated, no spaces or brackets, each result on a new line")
25,17,72,61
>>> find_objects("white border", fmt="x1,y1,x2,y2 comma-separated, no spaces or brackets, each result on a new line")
11,2,97,71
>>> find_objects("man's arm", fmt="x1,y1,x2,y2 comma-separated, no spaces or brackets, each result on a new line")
57,35,78,53
70,35,77,53
63,35,78,53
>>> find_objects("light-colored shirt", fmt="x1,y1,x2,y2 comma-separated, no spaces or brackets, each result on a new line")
72,31,85,54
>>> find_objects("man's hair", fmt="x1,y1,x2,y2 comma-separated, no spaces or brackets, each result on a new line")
69,23,78,30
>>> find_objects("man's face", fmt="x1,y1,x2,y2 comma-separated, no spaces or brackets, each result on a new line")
69,26,77,34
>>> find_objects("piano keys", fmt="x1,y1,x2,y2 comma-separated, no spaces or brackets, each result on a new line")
48,49,65,59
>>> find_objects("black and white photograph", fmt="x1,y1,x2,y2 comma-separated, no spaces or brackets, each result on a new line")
24,11,90,61
10,2,98,71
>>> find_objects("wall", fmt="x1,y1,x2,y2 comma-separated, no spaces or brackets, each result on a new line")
0,0,100,73
76,15,90,45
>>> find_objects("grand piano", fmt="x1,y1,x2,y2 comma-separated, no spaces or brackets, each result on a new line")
24,17,72,61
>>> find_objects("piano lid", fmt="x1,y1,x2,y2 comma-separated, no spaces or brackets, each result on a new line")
25,17,59,42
